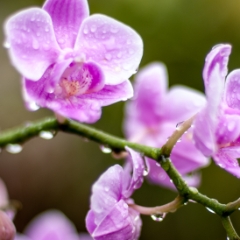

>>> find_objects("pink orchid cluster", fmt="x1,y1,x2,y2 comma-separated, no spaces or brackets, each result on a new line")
3,0,240,239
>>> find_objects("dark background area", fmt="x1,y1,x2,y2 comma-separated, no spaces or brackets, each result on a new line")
0,0,240,239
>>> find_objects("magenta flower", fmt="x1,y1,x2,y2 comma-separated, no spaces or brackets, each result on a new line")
4,0,143,123
86,147,143,240
124,62,209,189
193,44,240,177
15,210,92,240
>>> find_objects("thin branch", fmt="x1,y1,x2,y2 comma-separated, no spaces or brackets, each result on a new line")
129,195,184,215
0,116,237,218
160,115,195,157
221,216,240,240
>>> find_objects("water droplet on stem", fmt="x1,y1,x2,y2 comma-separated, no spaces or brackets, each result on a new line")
39,131,56,140
151,213,166,222
6,144,22,154
100,145,112,154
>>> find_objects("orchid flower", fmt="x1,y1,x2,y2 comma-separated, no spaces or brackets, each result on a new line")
15,210,92,240
193,44,240,177
86,147,143,240
4,0,143,123
124,62,209,189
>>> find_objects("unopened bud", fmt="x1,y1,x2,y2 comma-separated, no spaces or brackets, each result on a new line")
0,211,16,240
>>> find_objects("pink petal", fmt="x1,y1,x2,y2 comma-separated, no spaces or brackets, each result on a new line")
213,147,240,177
43,0,89,49
123,147,144,198
4,8,61,80
0,179,9,207
91,200,141,240
216,113,240,145
164,85,206,123
193,44,232,156
225,69,240,110
75,14,143,85
90,165,124,225
25,210,78,240
126,62,168,127
24,61,105,123
81,80,133,106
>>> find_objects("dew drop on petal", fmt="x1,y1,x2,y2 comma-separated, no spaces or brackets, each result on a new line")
143,168,149,176
39,131,55,140
32,39,39,50
3,41,10,49
151,213,166,222
104,186,109,192
28,102,40,111
105,53,112,61
83,27,89,34
156,162,160,167
100,145,112,154
6,144,22,154
90,25,97,33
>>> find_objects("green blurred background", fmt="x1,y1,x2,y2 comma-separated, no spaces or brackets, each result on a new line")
0,0,240,239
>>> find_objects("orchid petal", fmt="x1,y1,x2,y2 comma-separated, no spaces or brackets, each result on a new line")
216,114,240,145
81,80,133,106
225,69,240,110
123,147,144,198
164,85,206,123
43,0,89,49
90,165,123,225
4,8,61,80
213,147,240,178
91,200,140,240
75,14,143,85
25,210,78,240
193,45,232,156
127,62,168,126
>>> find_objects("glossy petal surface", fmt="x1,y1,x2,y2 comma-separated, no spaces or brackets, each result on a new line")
75,14,143,85
43,0,89,48
4,8,60,80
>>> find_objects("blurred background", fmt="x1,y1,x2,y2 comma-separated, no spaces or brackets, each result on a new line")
0,0,240,239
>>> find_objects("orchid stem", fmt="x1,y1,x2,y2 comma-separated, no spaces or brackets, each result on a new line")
0,116,239,226
129,195,184,215
221,216,240,240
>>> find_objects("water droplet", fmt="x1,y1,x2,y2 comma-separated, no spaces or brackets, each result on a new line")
44,26,49,32
83,28,89,34
143,168,149,176
151,213,166,222
176,121,184,129
177,139,181,143
58,39,65,44
39,131,55,140
45,85,54,93
155,162,160,167
30,17,35,22
6,144,22,154
104,186,109,192
90,25,97,32
123,203,128,209
3,41,10,49
206,207,215,214
32,39,39,50
100,145,112,154
28,102,40,111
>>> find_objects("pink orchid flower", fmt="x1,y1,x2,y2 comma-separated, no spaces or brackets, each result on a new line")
124,62,209,189
193,44,240,177
15,210,92,240
4,0,143,123
86,147,143,240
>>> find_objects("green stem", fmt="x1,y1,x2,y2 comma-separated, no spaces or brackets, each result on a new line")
0,116,237,218
221,217,240,240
